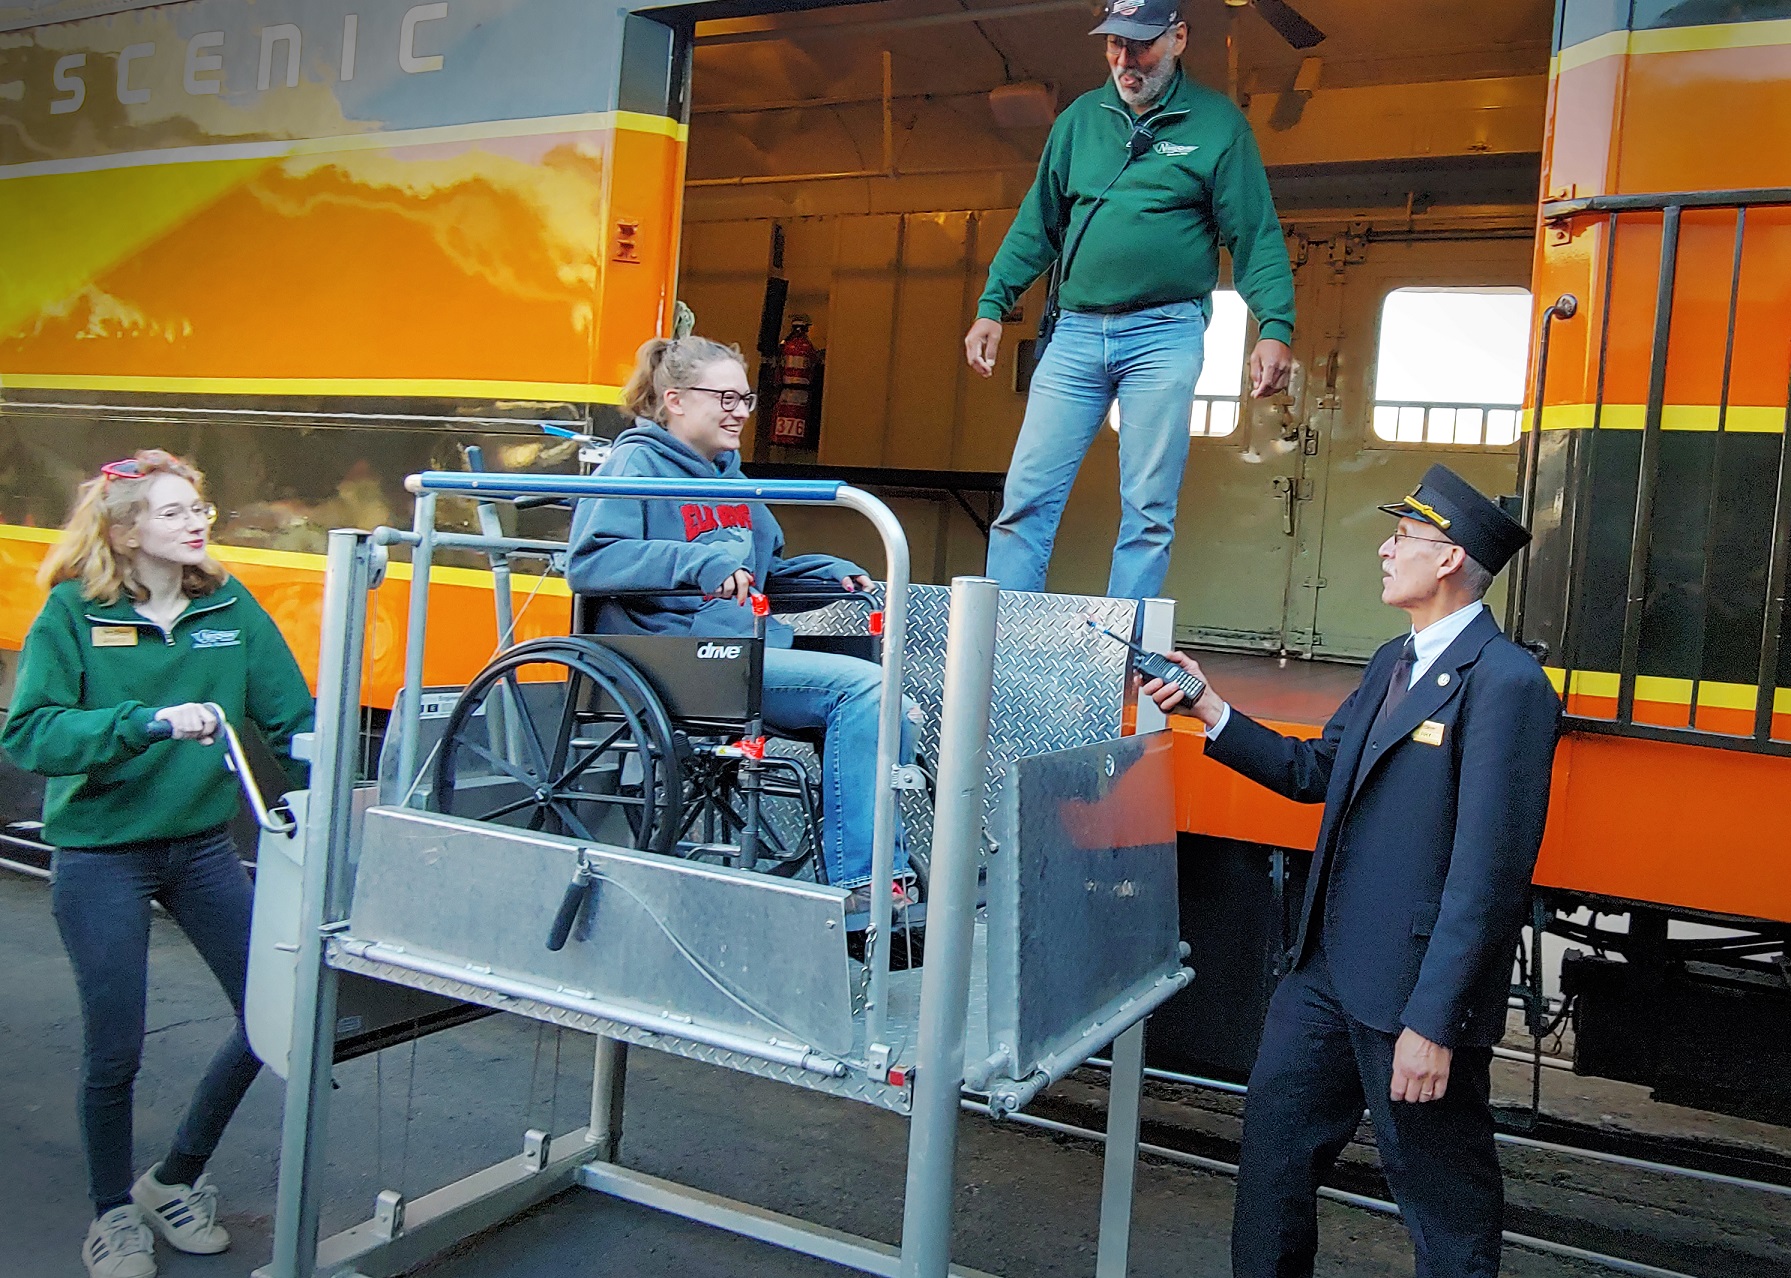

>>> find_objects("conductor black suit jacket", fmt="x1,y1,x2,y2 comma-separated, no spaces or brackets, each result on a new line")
1205,607,1562,1048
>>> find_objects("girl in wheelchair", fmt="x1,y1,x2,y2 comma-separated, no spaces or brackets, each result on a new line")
566,335,918,911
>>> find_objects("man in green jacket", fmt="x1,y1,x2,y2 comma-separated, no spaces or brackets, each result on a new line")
965,0,1296,599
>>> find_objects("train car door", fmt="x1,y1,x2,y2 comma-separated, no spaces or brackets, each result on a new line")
1154,267,1322,654
1284,233,1534,659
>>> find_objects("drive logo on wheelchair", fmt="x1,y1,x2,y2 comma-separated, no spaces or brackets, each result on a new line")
695,642,745,660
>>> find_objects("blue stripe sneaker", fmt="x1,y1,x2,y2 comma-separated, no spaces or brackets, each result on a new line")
129,1164,230,1255
82,1205,156,1278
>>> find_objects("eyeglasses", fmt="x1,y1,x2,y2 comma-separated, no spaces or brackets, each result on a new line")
683,387,757,414
1390,530,1452,550
148,502,218,526
1106,32,1173,58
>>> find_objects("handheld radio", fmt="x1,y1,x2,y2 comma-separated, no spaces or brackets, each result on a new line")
1086,619,1208,708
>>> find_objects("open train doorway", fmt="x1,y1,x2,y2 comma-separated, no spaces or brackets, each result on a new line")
660,0,1553,658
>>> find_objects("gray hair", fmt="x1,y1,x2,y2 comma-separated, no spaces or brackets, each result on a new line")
621,335,746,424
1455,553,1495,601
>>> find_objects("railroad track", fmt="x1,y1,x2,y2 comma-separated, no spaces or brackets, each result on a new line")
967,1064,1791,1278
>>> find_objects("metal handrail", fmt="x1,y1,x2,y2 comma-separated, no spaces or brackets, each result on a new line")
1542,187,1791,217
391,470,914,1047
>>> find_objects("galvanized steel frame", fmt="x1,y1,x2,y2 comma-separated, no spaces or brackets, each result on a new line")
264,478,1167,1278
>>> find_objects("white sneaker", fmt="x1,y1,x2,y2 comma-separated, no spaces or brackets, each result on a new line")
82,1205,156,1278
130,1164,230,1255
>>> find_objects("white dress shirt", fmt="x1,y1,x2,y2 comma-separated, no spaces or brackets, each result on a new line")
1205,600,1486,741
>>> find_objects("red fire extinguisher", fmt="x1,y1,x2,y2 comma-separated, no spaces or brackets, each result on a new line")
770,316,818,447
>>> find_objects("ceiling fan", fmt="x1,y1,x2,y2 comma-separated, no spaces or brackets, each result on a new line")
1225,0,1326,49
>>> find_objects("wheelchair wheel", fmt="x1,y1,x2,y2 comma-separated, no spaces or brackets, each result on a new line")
431,637,683,853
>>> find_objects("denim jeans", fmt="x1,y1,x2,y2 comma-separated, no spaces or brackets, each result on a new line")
50,826,262,1212
761,647,917,890
986,300,1207,600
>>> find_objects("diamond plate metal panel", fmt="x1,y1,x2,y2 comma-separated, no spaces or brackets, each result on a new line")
328,942,920,1115
788,586,1139,856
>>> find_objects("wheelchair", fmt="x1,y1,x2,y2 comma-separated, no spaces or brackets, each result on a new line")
426,588,921,897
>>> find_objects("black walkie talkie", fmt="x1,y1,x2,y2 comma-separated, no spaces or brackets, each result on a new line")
1086,619,1207,707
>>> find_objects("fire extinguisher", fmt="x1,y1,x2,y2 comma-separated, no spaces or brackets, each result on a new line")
771,316,818,447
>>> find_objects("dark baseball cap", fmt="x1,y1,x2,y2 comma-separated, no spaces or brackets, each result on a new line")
1379,463,1531,575
1090,0,1182,41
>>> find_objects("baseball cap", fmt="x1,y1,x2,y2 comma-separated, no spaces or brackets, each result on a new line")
1090,0,1182,41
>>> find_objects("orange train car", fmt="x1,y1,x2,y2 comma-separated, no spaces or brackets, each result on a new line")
1168,0,1791,1126
0,0,687,711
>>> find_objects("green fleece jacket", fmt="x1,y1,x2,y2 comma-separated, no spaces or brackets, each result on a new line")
0,576,314,849
977,70,1295,344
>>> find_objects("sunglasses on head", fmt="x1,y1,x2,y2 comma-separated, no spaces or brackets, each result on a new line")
100,459,143,481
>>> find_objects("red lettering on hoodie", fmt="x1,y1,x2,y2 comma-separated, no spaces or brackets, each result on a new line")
679,503,754,540
680,504,718,539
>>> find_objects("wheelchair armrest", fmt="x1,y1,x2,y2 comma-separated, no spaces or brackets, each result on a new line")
790,633,882,663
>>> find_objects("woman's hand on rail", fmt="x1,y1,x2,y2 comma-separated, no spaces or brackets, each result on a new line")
713,567,755,605
840,574,875,593
154,702,220,745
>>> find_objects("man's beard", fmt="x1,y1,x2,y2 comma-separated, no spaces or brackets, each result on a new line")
1114,56,1176,109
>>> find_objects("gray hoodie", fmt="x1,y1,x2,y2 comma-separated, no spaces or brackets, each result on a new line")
565,421,864,645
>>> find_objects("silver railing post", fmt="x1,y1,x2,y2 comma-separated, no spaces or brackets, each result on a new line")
899,576,999,1278
394,491,437,802
837,487,912,1046
269,529,376,1278
589,1037,628,1163
1095,1019,1146,1276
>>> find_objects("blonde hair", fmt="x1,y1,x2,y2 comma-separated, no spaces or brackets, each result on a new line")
621,335,747,424
39,450,228,604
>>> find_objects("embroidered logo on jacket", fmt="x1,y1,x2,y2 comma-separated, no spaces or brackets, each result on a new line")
680,503,754,540
1154,140,1198,157
191,628,242,649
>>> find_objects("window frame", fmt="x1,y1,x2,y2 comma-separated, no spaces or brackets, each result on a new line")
1366,285,1532,454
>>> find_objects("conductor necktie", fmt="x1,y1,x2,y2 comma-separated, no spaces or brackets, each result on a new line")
1372,635,1419,736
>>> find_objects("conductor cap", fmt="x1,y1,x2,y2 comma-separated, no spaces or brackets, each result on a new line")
1378,463,1530,575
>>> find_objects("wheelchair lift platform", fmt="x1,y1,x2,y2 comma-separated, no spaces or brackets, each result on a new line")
257,473,1193,1278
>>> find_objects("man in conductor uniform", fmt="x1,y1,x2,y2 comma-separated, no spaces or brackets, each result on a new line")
1141,464,1562,1277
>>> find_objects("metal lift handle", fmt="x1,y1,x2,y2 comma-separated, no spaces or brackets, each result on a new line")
546,857,596,952
145,703,298,837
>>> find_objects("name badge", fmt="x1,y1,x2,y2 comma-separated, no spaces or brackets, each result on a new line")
1412,720,1445,747
90,625,138,648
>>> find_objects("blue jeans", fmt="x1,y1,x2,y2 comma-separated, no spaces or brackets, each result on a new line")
50,827,262,1212
761,647,916,890
986,301,1207,599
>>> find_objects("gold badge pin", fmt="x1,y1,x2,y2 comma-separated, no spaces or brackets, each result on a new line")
90,625,138,648
1413,720,1445,747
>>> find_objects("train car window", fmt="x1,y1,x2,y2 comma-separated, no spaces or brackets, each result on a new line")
1108,289,1247,438
1371,287,1531,448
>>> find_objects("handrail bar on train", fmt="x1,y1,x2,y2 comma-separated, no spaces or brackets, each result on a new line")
393,470,914,1048
1542,187,1791,217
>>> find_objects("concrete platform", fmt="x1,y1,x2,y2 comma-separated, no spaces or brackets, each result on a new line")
5,868,1783,1278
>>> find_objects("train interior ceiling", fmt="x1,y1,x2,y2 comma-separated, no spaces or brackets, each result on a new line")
667,0,1553,661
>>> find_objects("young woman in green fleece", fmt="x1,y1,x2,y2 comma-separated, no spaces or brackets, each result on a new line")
1,450,314,1278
